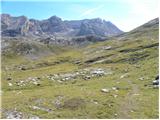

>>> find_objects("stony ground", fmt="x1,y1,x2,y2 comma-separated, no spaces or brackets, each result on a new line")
1,27,159,118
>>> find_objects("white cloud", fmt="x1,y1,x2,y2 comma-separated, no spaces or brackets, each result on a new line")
79,5,104,17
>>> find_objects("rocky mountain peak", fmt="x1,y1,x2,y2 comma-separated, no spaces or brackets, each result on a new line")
1,14,123,37
77,18,123,36
48,15,62,21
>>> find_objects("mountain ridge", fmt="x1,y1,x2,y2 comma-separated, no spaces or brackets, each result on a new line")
1,14,123,37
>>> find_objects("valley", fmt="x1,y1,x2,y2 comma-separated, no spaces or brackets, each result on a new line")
0,16,159,119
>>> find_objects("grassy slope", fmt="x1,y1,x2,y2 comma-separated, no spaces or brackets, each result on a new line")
1,23,159,118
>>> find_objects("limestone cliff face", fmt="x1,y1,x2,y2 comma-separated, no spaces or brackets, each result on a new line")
1,14,123,37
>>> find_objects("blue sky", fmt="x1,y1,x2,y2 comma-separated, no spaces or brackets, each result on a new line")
1,0,159,31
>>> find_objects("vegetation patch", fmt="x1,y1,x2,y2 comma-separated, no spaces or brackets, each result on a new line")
62,98,86,110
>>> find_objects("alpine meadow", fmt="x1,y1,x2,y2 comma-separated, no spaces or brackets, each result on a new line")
0,0,159,119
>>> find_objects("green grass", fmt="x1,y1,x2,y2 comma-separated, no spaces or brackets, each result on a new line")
1,27,159,118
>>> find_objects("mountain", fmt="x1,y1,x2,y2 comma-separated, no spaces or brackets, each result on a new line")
1,14,123,37
77,18,122,36
1,14,30,36
1,17,158,59
40,16,68,34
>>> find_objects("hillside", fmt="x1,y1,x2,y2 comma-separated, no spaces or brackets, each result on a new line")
1,18,159,119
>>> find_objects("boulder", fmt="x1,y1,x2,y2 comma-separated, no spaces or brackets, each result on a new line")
5,110,23,119
91,69,106,76
120,73,128,79
31,106,52,112
83,76,91,80
20,67,27,70
8,83,13,86
101,88,110,93
102,46,112,50
33,81,40,86
139,77,144,80
152,80,158,85
112,87,119,91
153,75,159,85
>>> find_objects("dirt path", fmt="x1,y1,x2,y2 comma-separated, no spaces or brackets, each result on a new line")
118,80,139,119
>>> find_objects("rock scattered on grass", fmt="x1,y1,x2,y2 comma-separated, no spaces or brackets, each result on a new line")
139,77,144,81
47,68,111,82
5,110,23,119
120,73,128,79
112,87,119,91
30,106,52,112
53,95,65,109
91,99,99,105
8,82,13,86
152,75,159,88
102,46,112,50
101,86,120,93
15,77,41,87
101,88,110,93
113,94,118,98
153,75,159,85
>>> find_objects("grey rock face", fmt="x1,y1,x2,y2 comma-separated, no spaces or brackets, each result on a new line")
40,16,68,33
77,18,123,36
1,14,30,36
1,14,123,37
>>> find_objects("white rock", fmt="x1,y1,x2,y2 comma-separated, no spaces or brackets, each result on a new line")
113,94,118,98
102,46,112,50
32,106,40,110
101,88,110,93
33,81,40,85
139,77,144,80
65,77,70,80
112,87,117,90
32,78,36,81
76,72,79,75
91,69,105,75
20,80,24,83
8,83,13,86
133,93,140,96
120,73,128,79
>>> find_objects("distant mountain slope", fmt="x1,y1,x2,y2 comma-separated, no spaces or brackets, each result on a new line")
1,14,123,37
131,18,159,32
112,18,159,41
